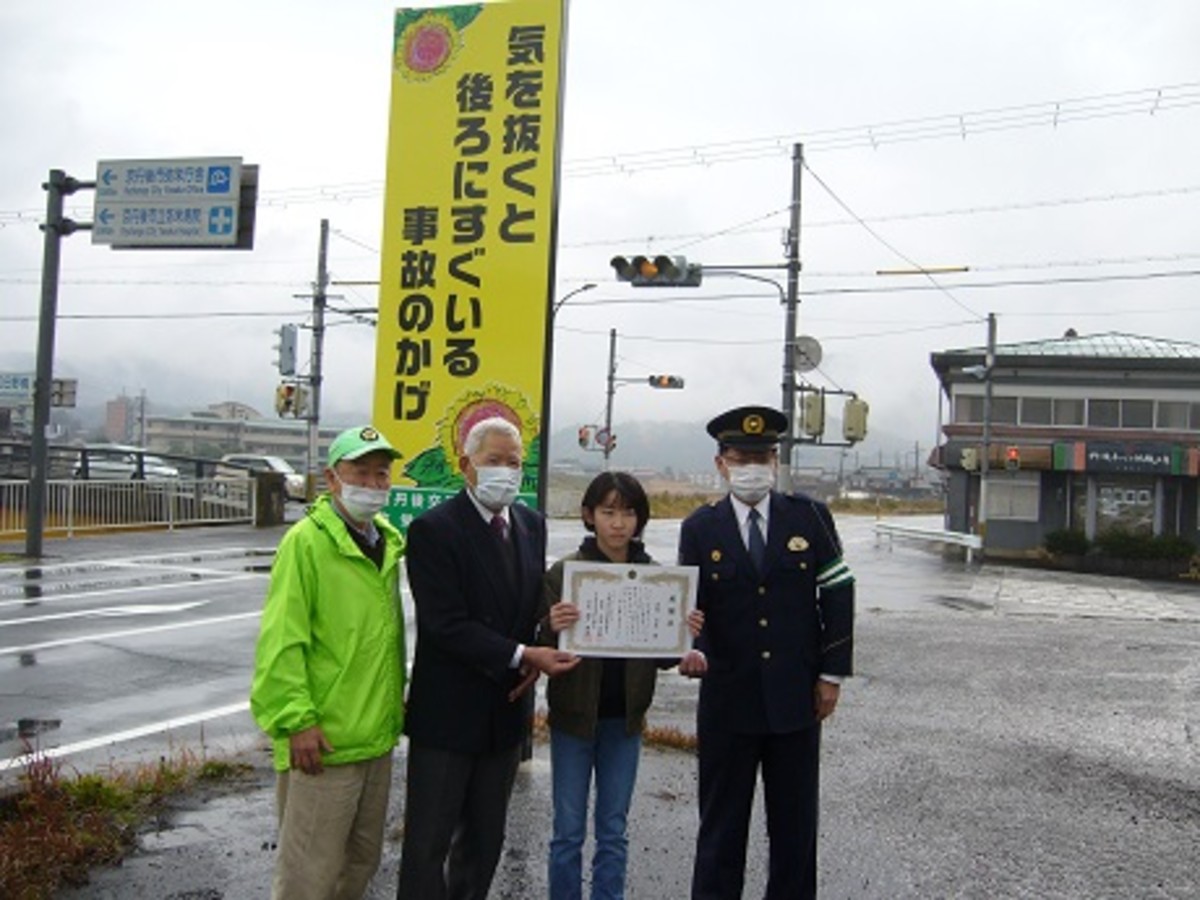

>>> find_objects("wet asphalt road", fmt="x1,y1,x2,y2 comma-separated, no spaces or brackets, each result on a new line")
5,515,1200,898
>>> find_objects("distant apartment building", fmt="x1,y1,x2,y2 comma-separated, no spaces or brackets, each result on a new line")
105,395,140,444
142,402,340,470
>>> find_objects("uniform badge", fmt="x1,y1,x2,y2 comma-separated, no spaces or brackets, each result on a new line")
743,414,765,434
711,549,722,562
788,536,809,552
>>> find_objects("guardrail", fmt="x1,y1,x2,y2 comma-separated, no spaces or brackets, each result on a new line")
874,520,983,563
0,478,256,539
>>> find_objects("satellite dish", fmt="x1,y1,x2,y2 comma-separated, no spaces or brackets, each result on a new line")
794,335,823,372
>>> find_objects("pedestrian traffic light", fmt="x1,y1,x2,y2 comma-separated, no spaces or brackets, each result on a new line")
610,254,702,287
578,425,590,448
1005,445,1020,471
647,374,685,389
843,398,869,443
275,382,297,417
294,385,310,418
274,324,298,376
801,391,825,437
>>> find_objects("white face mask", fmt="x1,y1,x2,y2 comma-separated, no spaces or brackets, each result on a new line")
726,463,775,505
334,475,390,521
473,465,521,511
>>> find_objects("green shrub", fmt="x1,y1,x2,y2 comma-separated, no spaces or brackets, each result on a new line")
1044,529,1089,556
1094,528,1195,560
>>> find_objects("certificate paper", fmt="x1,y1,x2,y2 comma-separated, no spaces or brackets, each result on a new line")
558,561,698,658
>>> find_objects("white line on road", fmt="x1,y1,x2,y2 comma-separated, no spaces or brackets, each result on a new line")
0,701,251,773
0,571,264,611
0,610,262,657
0,600,210,629
0,547,272,579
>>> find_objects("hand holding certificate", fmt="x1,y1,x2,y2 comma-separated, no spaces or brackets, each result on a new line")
558,561,699,657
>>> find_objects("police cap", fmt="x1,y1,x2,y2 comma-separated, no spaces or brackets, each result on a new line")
706,405,789,449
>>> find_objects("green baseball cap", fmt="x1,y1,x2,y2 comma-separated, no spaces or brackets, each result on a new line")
327,426,403,467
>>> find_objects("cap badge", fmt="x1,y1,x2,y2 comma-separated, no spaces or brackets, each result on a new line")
360,427,379,441
743,414,764,435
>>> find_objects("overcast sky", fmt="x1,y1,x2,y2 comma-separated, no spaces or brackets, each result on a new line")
2,0,1198,454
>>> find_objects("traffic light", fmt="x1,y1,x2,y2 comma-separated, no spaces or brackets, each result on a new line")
294,385,310,418
647,374,685,389
843,398,869,442
801,391,825,437
275,382,297,417
610,254,702,287
1005,445,1020,471
274,324,298,376
578,425,591,448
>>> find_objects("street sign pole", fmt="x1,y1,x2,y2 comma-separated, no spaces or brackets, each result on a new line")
28,170,94,557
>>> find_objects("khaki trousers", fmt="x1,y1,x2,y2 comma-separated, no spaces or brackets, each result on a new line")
272,752,394,900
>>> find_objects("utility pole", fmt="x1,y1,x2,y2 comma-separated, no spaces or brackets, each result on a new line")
306,219,329,499
978,312,996,546
779,142,803,493
603,328,616,468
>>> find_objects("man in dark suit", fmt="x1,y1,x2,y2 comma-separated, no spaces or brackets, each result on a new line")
680,405,855,900
398,416,579,900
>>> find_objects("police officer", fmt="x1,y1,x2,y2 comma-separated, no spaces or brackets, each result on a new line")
680,405,855,900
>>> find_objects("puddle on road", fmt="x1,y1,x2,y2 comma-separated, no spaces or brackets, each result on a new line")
932,594,993,613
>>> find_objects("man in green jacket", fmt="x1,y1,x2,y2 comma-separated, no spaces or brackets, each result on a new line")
251,425,406,900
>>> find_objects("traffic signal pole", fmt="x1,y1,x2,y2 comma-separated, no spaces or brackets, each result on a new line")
780,143,803,494
603,328,616,468
977,312,996,546
305,219,329,499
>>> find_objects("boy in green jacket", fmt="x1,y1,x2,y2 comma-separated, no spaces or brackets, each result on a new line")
251,425,405,900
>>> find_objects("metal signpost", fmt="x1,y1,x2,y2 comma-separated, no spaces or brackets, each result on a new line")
25,157,255,557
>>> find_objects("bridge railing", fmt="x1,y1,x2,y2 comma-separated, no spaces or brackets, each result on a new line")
0,478,256,539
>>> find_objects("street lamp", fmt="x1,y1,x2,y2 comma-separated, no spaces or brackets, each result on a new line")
538,282,599,511
552,282,596,318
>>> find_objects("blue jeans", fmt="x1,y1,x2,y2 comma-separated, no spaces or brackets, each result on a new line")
548,720,642,900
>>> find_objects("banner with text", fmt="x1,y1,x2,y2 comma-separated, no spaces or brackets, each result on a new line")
373,0,566,529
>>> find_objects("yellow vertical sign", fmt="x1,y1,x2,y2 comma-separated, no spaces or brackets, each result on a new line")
374,1,565,529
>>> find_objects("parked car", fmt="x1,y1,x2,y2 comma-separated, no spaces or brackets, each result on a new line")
72,444,180,480
215,454,306,502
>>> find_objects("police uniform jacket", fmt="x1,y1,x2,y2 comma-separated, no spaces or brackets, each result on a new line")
680,490,854,735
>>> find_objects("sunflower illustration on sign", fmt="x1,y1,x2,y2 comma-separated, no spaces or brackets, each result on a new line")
393,6,481,81
402,383,541,492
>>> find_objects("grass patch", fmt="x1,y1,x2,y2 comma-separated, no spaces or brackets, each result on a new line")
0,747,246,898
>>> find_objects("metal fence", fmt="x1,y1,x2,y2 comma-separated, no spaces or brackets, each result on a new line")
0,478,256,539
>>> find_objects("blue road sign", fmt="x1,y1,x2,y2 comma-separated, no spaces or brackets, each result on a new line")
93,157,242,247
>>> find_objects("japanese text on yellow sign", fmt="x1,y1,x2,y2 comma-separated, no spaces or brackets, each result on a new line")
373,1,565,525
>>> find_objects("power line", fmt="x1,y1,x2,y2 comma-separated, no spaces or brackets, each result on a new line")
802,158,982,320
3,81,1197,224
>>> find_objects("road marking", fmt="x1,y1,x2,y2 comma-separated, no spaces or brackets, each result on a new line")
0,701,251,773
0,571,263,610
0,547,272,579
0,610,262,657
0,601,210,628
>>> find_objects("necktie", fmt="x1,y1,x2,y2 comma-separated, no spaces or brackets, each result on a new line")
747,507,766,575
490,513,509,543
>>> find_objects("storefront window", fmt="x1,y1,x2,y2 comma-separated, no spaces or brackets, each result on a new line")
1120,400,1153,429
992,397,1018,424
1097,478,1154,534
1157,401,1189,429
986,472,1039,521
1053,399,1084,426
1088,399,1120,428
953,394,983,424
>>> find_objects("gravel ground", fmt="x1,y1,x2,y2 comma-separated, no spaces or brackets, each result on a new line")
62,605,1200,899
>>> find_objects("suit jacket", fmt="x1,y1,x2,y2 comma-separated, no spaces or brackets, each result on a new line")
679,491,854,735
403,489,546,754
